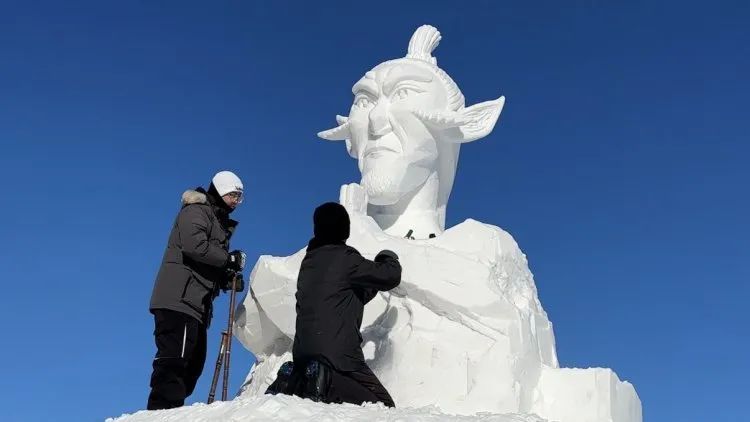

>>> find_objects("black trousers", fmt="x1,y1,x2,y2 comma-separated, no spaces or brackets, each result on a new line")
328,364,395,408
267,359,395,408
147,309,207,410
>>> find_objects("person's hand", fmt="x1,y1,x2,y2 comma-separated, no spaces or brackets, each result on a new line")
375,249,399,262
222,272,244,292
227,250,247,271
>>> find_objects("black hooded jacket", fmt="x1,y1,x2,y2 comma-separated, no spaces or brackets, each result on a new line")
292,204,401,372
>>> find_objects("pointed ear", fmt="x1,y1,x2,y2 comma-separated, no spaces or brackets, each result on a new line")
317,115,357,158
455,96,505,143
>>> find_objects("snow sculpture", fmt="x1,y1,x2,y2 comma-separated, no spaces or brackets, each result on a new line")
234,25,642,422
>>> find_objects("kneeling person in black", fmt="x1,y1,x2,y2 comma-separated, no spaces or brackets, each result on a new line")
284,202,401,407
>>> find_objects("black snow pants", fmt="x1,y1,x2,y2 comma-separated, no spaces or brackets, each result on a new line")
328,364,395,408
267,359,395,408
147,309,207,410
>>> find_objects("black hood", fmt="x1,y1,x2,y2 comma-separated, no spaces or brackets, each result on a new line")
308,202,349,251
205,183,235,215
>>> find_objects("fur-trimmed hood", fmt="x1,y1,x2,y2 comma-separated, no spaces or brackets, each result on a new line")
180,187,239,229
182,189,208,205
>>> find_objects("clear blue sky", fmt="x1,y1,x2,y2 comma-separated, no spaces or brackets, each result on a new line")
0,1,747,421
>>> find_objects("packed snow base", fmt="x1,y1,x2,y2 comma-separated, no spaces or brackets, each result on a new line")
109,394,549,422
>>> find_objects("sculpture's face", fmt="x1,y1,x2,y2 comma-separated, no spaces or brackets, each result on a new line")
348,61,449,205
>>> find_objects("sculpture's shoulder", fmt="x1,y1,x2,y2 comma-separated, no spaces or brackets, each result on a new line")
438,218,527,264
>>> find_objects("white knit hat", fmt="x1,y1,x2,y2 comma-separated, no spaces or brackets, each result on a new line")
212,171,244,196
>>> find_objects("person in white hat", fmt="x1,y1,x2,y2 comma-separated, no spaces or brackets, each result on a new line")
146,170,247,410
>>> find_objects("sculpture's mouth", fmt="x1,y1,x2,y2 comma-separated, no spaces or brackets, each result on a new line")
364,146,398,158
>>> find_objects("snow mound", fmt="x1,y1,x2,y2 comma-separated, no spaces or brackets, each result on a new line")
108,394,549,422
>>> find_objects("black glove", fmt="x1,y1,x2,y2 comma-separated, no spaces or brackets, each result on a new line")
375,249,399,262
227,250,247,271
222,272,244,292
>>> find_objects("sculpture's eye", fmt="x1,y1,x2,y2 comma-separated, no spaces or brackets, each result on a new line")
354,95,374,109
392,87,416,101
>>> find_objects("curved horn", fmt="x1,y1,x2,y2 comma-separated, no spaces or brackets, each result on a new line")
318,115,351,141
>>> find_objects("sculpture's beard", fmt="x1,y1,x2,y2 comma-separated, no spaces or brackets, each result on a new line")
362,168,402,205
361,155,430,206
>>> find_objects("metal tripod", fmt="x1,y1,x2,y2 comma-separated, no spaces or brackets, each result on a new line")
207,272,239,404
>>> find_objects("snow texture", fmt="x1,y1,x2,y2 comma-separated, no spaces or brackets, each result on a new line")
109,394,549,422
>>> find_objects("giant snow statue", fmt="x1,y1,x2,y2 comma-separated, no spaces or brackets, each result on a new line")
234,25,642,422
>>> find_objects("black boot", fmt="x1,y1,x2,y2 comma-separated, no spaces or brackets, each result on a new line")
265,361,296,395
303,360,332,403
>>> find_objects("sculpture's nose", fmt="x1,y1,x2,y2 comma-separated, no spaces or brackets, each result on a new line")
369,100,392,137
